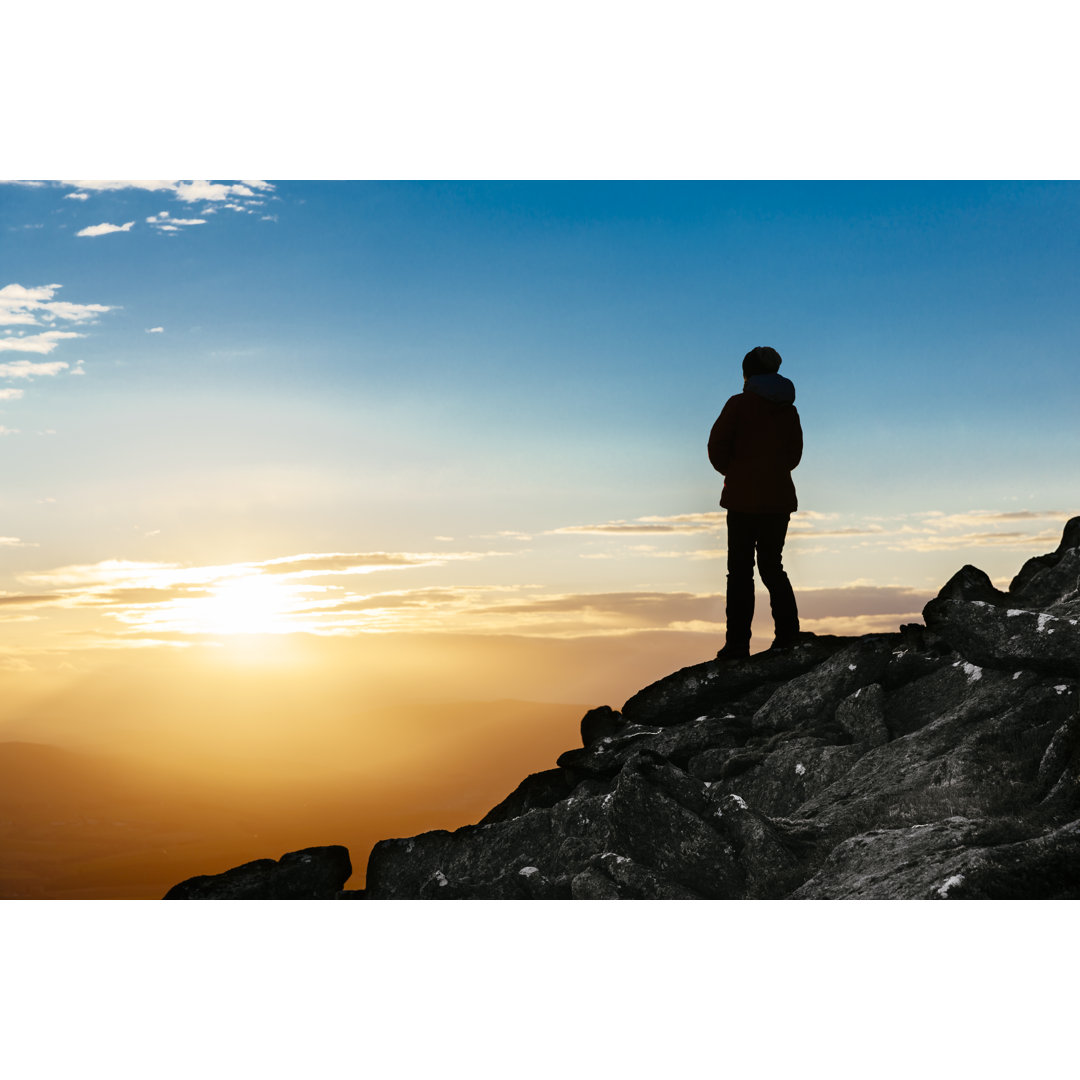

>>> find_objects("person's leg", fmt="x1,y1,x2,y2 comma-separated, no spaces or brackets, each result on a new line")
755,513,800,643
723,510,756,654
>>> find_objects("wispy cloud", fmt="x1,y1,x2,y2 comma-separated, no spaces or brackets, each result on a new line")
0,592,61,607
50,180,275,211
0,283,114,327
146,211,206,232
548,507,1074,562
0,360,70,378
76,221,135,238
146,326,164,334
64,192,89,201
0,284,115,390
548,512,724,536
14,550,509,639
0,331,83,355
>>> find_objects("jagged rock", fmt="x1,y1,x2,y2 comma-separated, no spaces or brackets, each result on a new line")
707,735,864,819
168,518,1080,900
923,593,1080,676
922,517,1080,676
710,794,804,898
836,683,889,746
619,634,851,727
1008,517,1080,609
164,845,352,899
791,818,990,899
478,768,575,825
580,705,625,747
750,635,896,733
941,819,1080,899
793,816,1080,900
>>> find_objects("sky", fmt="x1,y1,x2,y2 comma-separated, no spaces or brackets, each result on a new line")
2,180,1078,680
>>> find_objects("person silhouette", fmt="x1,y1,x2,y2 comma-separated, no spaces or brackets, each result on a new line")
707,346,803,659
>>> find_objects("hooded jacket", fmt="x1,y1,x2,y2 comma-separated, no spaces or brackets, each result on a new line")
707,373,802,513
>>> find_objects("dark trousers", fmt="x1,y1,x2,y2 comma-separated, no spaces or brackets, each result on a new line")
725,510,800,647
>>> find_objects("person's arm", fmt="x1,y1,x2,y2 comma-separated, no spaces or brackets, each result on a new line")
788,407,803,471
707,398,738,474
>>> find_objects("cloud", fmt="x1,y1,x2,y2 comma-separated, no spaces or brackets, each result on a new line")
173,181,264,203
18,550,499,592
146,327,164,333
0,283,114,328
11,550,512,641
18,560,180,589
0,285,114,381
81,587,214,606
76,221,135,237
146,212,206,230
0,360,69,378
0,592,62,607
0,426,18,436
550,517,720,536
62,181,182,194
0,330,82,355
4,183,277,239
256,550,496,577
0,388,24,400
884,530,1064,553
914,509,1072,529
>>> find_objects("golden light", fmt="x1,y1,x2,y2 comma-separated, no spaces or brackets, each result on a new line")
199,574,299,636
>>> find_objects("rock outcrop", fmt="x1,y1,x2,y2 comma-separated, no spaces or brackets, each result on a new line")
165,519,1080,900
164,845,353,899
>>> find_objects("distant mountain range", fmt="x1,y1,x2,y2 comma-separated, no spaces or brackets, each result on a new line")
0,700,583,899
167,518,1080,899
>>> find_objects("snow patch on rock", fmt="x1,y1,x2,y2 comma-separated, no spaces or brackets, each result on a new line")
954,661,983,682
936,874,964,898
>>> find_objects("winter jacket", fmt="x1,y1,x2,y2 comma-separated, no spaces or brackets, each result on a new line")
707,373,802,513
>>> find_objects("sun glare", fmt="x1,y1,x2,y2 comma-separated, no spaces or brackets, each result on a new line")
199,575,299,636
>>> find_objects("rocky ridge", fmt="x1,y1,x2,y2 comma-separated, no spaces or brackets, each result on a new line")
166,519,1080,900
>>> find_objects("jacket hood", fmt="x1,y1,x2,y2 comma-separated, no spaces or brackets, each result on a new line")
745,372,796,405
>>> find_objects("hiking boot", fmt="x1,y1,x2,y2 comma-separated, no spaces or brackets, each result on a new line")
716,644,751,661
769,632,807,652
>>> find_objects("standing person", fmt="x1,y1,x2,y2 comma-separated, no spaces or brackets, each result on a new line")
707,346,803,660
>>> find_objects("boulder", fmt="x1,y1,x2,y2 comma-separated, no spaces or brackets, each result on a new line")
164,845,352,900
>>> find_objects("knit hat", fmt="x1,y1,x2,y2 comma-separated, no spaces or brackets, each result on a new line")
742,346,782,377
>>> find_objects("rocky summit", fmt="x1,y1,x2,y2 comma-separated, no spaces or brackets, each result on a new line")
167,519,1080,900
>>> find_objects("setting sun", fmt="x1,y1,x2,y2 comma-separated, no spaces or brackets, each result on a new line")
194,574,299,636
